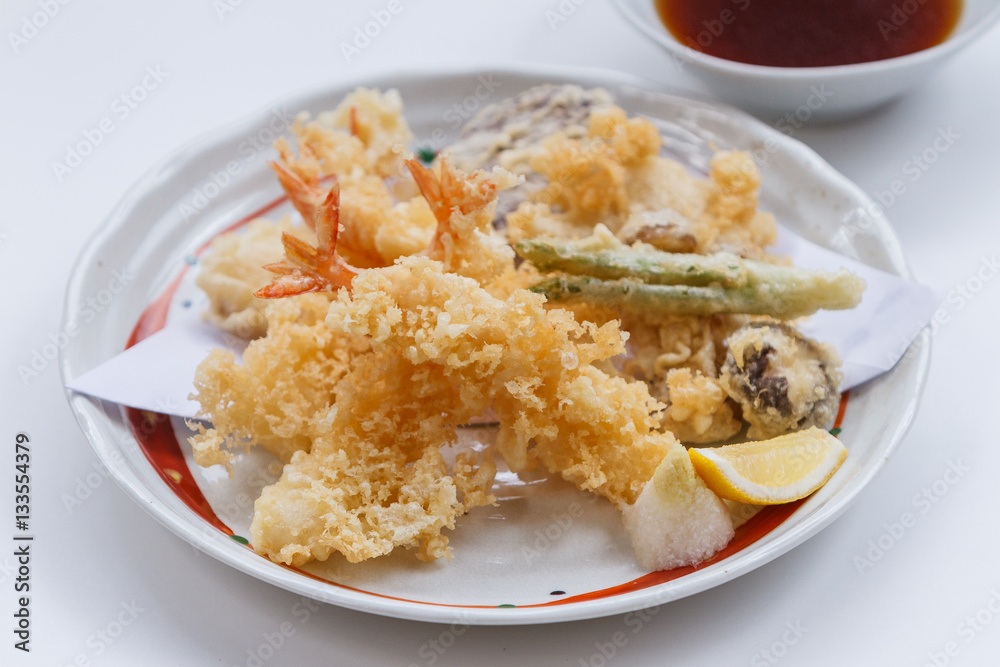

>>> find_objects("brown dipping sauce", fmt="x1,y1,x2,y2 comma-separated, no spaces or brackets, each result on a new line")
655,0,963,67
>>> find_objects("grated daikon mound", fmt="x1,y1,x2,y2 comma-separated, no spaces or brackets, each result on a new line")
621,442,735,571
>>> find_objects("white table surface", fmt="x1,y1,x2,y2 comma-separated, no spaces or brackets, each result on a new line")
4,1,1000,665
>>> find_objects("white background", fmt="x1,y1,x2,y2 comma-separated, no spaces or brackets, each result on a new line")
3,1,1000,665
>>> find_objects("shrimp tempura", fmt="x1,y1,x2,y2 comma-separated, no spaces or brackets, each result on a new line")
250,255,687,566
251,345,498,565
329,256,676,505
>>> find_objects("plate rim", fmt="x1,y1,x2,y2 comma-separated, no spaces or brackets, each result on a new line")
59,62,931,625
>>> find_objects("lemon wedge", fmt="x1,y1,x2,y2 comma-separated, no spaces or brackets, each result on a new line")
688,426,847,504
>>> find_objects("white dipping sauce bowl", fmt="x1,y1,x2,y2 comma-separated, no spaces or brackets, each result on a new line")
613,0,1000,121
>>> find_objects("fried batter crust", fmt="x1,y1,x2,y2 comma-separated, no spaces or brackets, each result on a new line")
196,217,305,340
329,257,676,506
188,293,366,468
506,106,777,259
251,348,497,565
188,88,848,570
239,256,680,566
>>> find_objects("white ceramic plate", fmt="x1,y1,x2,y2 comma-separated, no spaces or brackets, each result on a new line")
60,64,929,625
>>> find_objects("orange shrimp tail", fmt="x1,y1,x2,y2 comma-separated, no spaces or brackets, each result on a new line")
255,178,360,299
406,157,498,257
406,158,497,221
269,159,324,231
348,106,360,138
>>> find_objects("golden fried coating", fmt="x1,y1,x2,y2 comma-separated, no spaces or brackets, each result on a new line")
264,151,522,300
252,444,467,565
272,88,436,268
203,255,692,566
719,322,842,439
196,156,676,566
404,159,522,288
701,151,777,258
622,314,741,381
195,217,307,340
335,170,436,268
197,89,433,339
618,313,746,444
657,368,742,445
329,257,676,506
318,87,415,178
278,87,413,182
251,348,497,565
189,87,849,572
188,293,367,469
506,104,777,259
527,107,660,224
